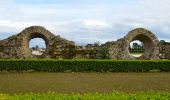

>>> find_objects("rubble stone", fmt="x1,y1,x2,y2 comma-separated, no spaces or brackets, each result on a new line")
0,26,170,60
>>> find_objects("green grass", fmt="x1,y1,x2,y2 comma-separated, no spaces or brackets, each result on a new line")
0,72,170,94
1,72,170,99
1,92,170,100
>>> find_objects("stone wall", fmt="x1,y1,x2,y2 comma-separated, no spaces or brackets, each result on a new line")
0,26,170,60
0,26,75,59
159,42,170,59
104,28,160,60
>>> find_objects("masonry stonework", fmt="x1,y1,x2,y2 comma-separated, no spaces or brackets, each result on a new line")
0,26,75,59
109,28,160,60
159,41,170,59
0,26,170,60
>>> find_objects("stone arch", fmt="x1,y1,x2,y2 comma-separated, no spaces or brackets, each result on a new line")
27,32,49,57
0,26,164,60
119,28,160,60
19,26,56,58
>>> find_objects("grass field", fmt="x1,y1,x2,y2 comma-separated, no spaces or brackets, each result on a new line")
0,72,170,94
1,92,170,100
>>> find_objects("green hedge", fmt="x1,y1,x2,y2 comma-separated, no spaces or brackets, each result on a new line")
0,59,170,72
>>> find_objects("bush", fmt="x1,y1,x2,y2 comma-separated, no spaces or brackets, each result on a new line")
0,59,170,72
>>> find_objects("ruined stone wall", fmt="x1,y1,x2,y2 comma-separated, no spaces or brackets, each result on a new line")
107,28,160,60
159,42,170,59
0,34,25,58
74,45,101,59
0,26,169,60
0,26,75,59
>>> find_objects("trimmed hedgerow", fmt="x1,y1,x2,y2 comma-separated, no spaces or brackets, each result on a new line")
0,59,170,72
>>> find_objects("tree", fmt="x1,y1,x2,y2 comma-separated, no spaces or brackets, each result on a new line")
35,45,40,50
99,47,109,59
94,41,100,47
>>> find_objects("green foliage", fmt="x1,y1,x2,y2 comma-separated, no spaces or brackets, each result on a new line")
99,47,110,59
1,92,170,100
0,59,170,72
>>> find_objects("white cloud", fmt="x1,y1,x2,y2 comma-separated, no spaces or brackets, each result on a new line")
82,20,110,27
0,0,14,4
1,0,170,45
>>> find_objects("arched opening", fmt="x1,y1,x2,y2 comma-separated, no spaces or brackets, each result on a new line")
29,38,46,56
28,33,49,58
129,40,144,57
127,34,155,59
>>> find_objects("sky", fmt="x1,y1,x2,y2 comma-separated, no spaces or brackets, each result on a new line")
0,0,170,47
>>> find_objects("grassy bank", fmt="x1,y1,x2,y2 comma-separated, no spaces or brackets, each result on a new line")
1,92,170,100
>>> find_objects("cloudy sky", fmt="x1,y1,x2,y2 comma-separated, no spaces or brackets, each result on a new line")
0,0,170,47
